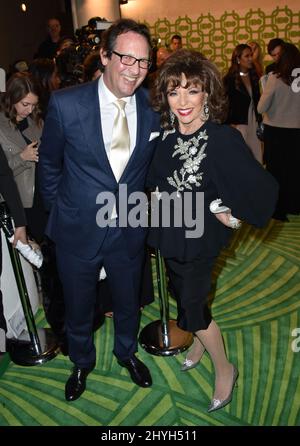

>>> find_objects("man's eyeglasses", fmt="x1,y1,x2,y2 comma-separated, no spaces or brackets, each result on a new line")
112,51,152,69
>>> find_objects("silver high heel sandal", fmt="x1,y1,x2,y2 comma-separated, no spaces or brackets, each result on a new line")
181,337,204,372
181,357,201,372
208,364,239,412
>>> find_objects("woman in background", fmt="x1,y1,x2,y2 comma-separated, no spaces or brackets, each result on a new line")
29,58,60,118
223,44,263,163
0,72,44,241
0,73,66,349
257,43,300,221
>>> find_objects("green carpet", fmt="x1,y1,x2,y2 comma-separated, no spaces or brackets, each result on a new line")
0,216,300,426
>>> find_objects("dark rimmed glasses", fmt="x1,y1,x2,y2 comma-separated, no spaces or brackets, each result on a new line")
112,50,152,69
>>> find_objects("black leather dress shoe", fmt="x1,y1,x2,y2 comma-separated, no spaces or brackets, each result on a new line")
65,366,94,401
118,355,152,387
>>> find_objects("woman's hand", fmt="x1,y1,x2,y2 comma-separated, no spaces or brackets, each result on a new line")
20,141,39,162
12,226,27,247
214,211,242,229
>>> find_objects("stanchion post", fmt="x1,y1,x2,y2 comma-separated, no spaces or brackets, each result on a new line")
0,202,59,366
139,249,193,356
155,249,170,348
6,240,42,356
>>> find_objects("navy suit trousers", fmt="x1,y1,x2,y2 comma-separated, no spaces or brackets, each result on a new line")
56,226,145,368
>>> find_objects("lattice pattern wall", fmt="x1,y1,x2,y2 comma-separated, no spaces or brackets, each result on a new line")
145,6,300,72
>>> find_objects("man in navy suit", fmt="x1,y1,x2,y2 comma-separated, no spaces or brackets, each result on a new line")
39,19,160,401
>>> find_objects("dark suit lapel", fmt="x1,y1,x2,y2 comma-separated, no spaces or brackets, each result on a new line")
76,80,114,177
76,84,154,184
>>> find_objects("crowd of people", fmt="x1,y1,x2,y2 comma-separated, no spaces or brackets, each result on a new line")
1,15,299,413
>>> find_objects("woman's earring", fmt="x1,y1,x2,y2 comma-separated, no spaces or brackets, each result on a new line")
169,110,175,128
200,99,209,121
162,111,176,140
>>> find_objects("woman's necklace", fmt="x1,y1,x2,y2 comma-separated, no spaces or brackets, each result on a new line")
239,71,249,77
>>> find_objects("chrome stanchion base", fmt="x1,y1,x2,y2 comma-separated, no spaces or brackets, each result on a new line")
7,328,59,366
139,319,193,356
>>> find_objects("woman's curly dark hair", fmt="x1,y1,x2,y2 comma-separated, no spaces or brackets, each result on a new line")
150,49,228,129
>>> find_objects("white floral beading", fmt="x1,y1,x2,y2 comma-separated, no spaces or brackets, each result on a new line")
166,130,208,196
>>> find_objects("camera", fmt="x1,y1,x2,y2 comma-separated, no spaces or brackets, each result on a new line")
75,17,112,49
56,17,112,87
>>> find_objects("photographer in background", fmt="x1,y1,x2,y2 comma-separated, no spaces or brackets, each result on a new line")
54,17,110,87
83,51,104,82
29,58,61,118
75,16,108,49
35,18,63,60
55,45,87,87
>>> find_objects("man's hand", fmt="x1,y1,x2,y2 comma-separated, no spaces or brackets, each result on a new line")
12,226,27,247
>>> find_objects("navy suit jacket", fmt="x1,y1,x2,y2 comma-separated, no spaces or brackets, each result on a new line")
39,80,160,260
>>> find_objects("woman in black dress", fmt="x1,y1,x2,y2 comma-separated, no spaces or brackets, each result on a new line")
147,50,278,412
223,44,263,163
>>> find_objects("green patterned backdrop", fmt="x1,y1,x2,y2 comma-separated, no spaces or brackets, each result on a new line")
145,6,300,72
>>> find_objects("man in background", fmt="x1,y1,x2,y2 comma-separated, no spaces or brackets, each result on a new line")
170,34,182,52
35,17,62,60
265,38,285,74
143,46,171,88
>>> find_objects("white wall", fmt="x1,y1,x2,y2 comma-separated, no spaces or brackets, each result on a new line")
71,0,120,29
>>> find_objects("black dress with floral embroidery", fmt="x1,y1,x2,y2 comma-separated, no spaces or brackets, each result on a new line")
146,120,278,261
